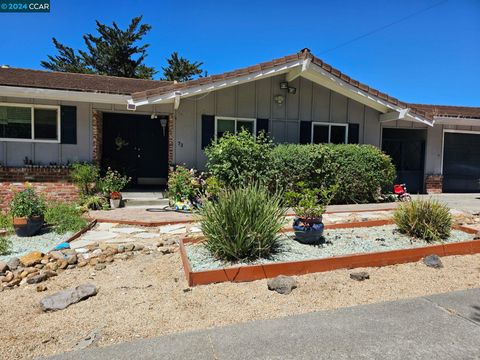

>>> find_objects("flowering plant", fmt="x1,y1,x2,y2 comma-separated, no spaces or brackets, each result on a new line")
110,191,122,200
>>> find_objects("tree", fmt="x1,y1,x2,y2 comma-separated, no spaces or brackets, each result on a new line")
161,52,204,82
40,38,93,74
41,16,156,79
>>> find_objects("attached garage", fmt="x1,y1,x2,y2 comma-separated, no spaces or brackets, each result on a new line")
443,131,480,192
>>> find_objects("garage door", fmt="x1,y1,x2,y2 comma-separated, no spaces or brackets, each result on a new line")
443,132,480,192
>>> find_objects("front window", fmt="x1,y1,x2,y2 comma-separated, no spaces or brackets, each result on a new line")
0,104,59,142
215,117,255,139
312,123,347,144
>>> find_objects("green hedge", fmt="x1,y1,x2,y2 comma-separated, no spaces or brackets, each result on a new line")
205,131,396,204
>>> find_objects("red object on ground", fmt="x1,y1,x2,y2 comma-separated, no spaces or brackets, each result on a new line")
394,184,406,195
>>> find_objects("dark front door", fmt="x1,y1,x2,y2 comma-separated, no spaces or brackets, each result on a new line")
102,112,169,186
443,132,480,192
382,128,426,194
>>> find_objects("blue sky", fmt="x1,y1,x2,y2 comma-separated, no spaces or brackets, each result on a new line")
1,0,479,106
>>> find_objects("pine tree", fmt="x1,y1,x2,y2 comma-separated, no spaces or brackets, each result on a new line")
161,52,204,82
41,16,156,79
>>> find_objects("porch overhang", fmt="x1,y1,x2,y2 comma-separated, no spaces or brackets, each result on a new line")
433,116,480,126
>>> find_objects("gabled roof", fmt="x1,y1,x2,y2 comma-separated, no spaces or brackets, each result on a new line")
0,67,172,95
131,48,432,121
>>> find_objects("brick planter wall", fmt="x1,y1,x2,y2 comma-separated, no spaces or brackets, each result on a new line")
425,174,443,194
0,167,79,209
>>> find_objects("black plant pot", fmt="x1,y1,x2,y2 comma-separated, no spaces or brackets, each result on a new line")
293,217,325,244
13,215,44,237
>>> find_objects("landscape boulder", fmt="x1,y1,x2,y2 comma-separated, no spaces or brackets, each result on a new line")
423,254,443,269
350,271,370,281
0,261,8,273
6,257,20,271
40,283,97,312
267,275,298,295
20,252,44,267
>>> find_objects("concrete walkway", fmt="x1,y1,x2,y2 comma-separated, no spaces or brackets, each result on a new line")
47,288,480,360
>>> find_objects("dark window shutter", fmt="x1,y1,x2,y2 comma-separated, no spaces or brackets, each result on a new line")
60,106,77,144
256,118,269,136
201,114,215,149
348,123,360,144
299,121,312,144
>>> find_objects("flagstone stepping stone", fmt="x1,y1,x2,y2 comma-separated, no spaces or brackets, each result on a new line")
110,227,144,234
70,239,99,250
133,232,160,239
81,231,119,241
159,224,186,234
189,226,202,233
95,222,118,231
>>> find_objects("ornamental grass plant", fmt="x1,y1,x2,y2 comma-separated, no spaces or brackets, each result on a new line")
393,198,452,242
200,184,286,261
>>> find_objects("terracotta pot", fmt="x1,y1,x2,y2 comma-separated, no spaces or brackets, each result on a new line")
13,215,44,237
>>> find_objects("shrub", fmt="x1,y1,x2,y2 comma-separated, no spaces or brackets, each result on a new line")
0,212,13,231
80,195,109,211
0,237,12,255
71,163,100,196
167,165,200,203
98,168,131,195
205,130,275,188
45,203,87,234
200,184,286,261
9,186,46,218
393,199,452,242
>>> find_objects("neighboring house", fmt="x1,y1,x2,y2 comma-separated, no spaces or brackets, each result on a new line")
0,48,479,205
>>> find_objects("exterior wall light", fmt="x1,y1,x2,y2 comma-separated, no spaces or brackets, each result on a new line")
288,87,297,94
280,81,288,89
274,94,285,105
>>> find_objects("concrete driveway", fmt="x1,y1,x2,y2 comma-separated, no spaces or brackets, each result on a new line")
46,288,480,360
414,193,480,213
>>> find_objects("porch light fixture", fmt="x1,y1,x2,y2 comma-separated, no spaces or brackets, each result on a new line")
288,87,297,94
274,94,285,105
151,113,158,119
280,81,288,89
160,117,168,136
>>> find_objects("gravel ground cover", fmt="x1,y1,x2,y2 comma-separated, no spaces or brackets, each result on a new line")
0,246,479,360
186,225,474,271
0,229,72,262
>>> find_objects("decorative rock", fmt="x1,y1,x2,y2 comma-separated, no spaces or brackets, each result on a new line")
97,256,106,264
67,265,76,270
117,245,125,253
57,259,68,270
133,244,144,251
115,254,128,261
164,239,177,246
89,258,99,266
6,257,20,271
6,278,21,287
66,254,77,265
73,330,101,351
94,263,106,271
45,262,59,271
0,261,9,273
19,252,44,267
44,270,58,279
91,249,103,258
267,275,298,295
160,248,175,255
124,244,135,252
105,256,114,263
75,248,89,254
36,284,48,292
423,254,443,269
49,251,65,261
3,271,14,283
27,273,48,284
77,261,88,268
39,284,97,311
350,271,370,281
35,264,44,269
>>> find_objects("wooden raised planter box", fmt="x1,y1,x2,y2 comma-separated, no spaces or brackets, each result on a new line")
179,220,479,287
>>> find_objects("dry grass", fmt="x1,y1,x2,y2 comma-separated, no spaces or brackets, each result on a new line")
0,246,479,360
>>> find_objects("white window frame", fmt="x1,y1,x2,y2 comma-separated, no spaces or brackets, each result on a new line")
440,129,480,175
0,102,61,143
311,122,348,144
214,116,256,140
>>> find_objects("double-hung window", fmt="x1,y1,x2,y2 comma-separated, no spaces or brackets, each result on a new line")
0,103,60,142
215,117,255,139
311,122,348,144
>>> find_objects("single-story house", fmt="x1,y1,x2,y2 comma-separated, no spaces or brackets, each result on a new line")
0,48,479,205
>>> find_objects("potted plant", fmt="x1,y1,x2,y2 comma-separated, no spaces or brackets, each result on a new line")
109,191,122,208
10,185,46,237
286,183,336,244
98,168,130,208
